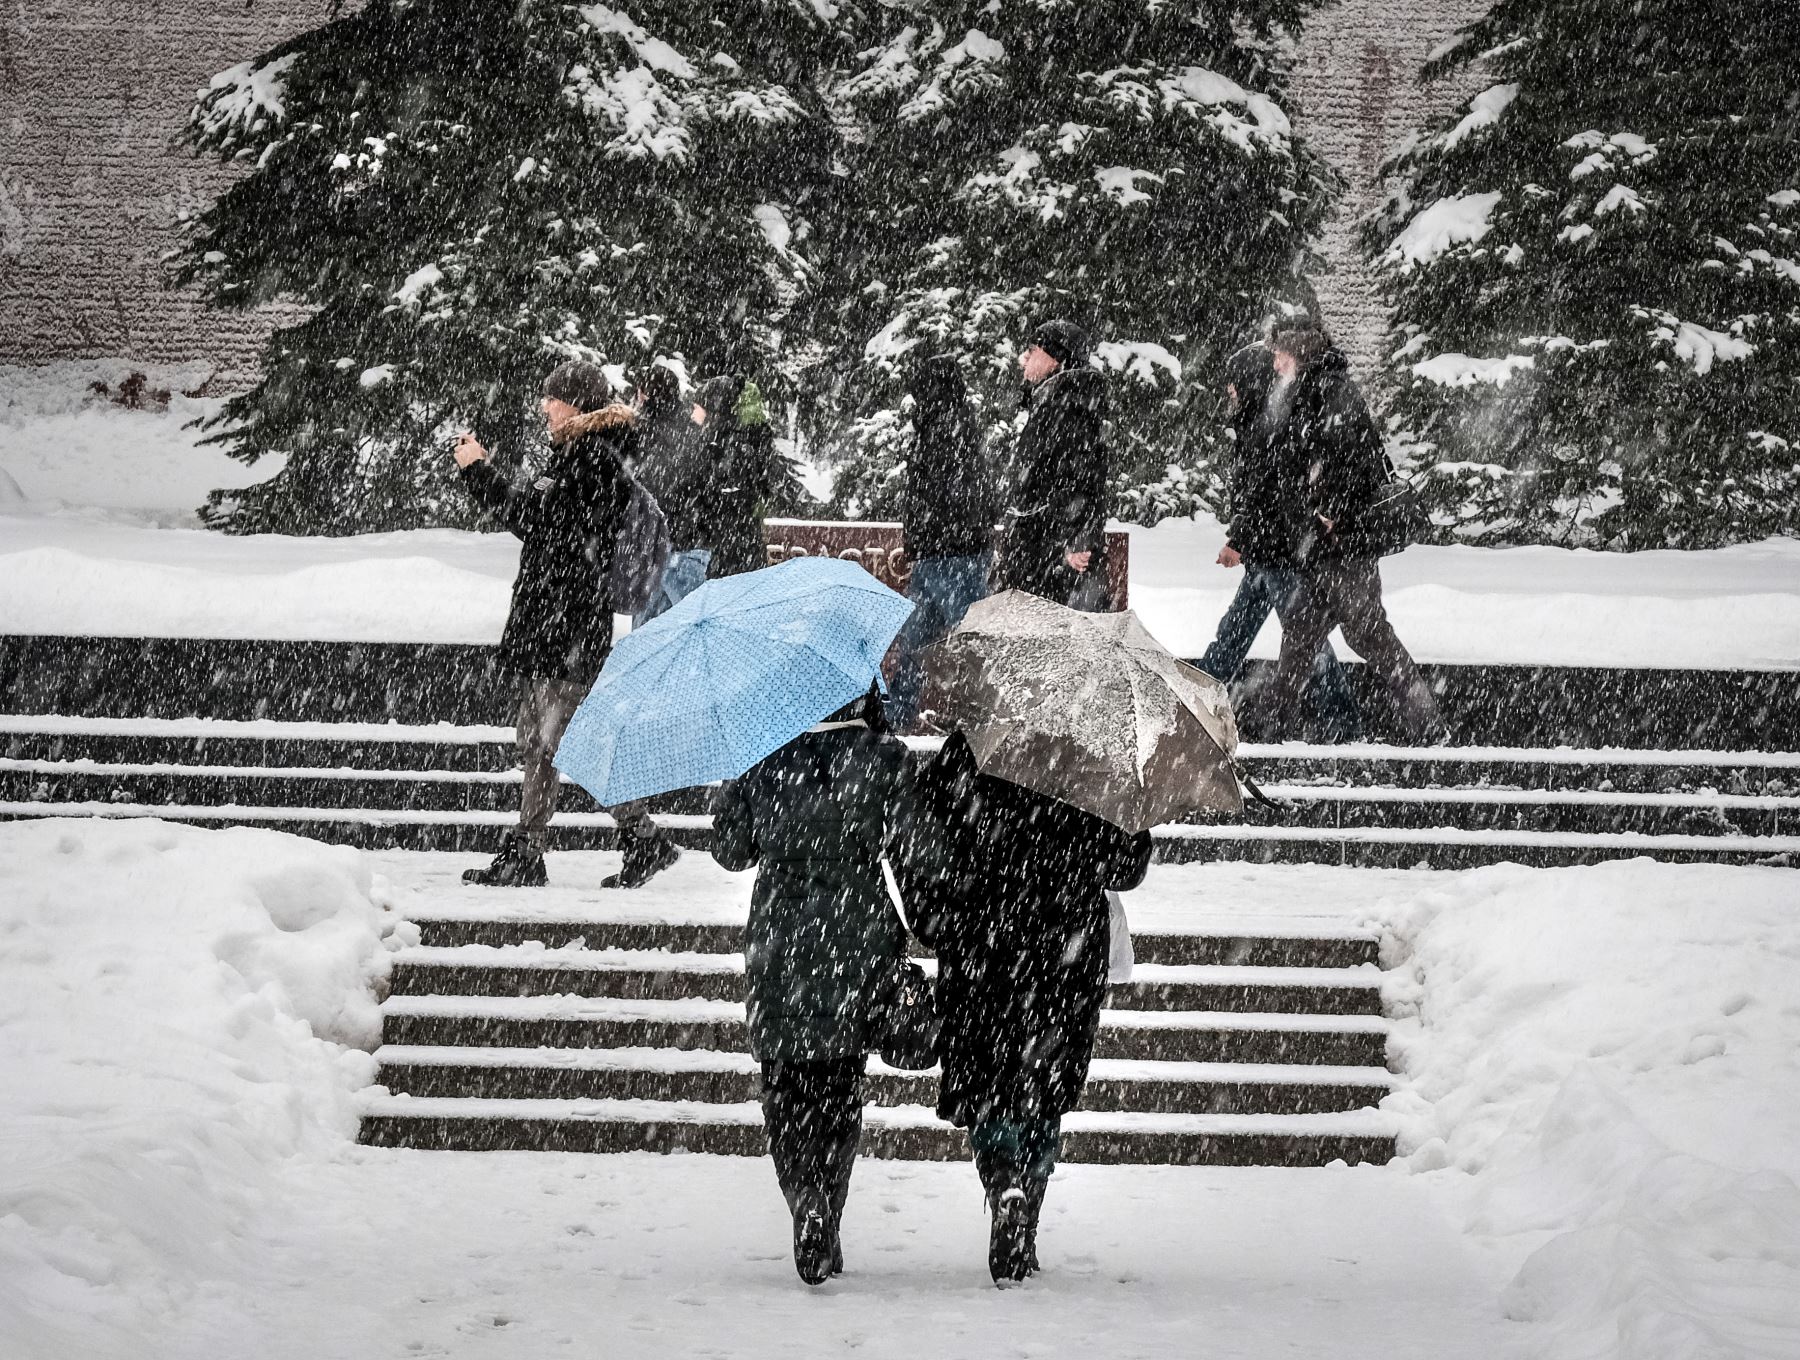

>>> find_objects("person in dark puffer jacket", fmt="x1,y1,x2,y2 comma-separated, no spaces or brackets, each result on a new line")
711,686,915,1287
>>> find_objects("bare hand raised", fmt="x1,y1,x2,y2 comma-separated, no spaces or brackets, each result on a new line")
1216,545,1242,568
1065,550,1093,574
453,432,488,469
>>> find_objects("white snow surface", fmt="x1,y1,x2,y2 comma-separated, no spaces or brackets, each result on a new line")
1385,191,1503,270
0,819,409,1360
5,841,1796,1357
1374,861,1800,1359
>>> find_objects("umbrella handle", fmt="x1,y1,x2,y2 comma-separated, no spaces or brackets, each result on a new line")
1234,762,1285,814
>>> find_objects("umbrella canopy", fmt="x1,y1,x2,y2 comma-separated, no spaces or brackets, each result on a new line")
926,590,1242,832
553,556,914,805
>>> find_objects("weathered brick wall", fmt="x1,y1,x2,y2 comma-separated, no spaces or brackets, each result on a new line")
0,0,337,385
0,0,1490,388
1288,0,1495,375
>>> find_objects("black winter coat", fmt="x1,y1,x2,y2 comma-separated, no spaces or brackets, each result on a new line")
712,725,913,1063
1265,348,1391,564
460,405,635,680
902,363,998,560
632,403,711,552
698,420,784,578
899,735,1153,1127
1225,364,1313,568
996,367,1110,603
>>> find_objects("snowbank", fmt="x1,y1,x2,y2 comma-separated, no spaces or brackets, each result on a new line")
1376,862,1800,1358
0,362,281,526
0,819,408,1359
4,511,1799,669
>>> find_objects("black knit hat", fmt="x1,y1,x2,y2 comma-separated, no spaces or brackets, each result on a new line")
1030,318,1093,368
1267,312,1331,364
542,359,612,414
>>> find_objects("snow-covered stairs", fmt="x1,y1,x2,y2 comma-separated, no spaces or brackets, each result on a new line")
358,896,1398,1166
6,714,1799,868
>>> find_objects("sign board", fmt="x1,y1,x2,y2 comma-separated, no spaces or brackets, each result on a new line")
763,520,1130,611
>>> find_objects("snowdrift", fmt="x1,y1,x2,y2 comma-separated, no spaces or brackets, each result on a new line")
0,820,409,1359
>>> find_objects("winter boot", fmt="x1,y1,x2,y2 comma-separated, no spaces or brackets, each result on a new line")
987,1185,1032,1287
792,1200,833,1287
1021,1178,1047,1274
601,832,680,890
461,833,547,888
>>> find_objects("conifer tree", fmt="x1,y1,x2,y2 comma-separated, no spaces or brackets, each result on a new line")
1364,0,1800,548
178,1,845,533
817,1,1333,524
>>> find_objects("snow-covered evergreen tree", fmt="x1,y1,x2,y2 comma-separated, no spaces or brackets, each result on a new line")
819,1,1334,524
1364,0,1800,549
178,1,844,533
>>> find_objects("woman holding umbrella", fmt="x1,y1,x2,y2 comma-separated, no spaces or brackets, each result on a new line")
712,683,913,1286
899,590,1237,1286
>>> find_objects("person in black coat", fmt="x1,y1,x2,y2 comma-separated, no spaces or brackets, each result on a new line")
898,733,1153,1285
629,364,715,622
711,687,914,1286
451,359,676,887
995,319,1112,608
1255,317,1447,743
689,375,802,579
889,356,1000,728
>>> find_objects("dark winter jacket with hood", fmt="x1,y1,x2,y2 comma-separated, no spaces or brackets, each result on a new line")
1252,346,1391,565
902,358,999,560
996,366,1111,603
690,377,802,578
897,734,1152,1127
632,397,712,553
1223,345,1311,568
712,724,914,1063
460,403,635,680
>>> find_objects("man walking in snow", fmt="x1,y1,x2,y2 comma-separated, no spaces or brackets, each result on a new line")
1199,341,1362,742
452,359,681,889
1254,317,1447,744
995,320,1112,608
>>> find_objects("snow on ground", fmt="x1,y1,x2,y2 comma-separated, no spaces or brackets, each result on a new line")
4,829,1796,1358
1374,861,1800,1360
0,362,280,526
2,369,1797,666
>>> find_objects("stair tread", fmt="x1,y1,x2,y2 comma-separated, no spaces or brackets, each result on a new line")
389,945,1382,988
370,1044,1396,1086
357,1093,1396,1138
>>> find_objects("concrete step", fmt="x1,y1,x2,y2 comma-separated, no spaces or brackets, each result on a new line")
376,995,1393,1067
384,947,1386,1016
354,1094,1398,1167
400,912,1383,969
370,1045,1395,1116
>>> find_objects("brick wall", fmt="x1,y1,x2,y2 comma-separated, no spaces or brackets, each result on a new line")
0,0,1489,389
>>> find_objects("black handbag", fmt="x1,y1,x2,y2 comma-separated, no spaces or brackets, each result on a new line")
870,957,941,1071
1361,462,1430,557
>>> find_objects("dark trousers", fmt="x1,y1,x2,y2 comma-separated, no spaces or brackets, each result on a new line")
1269,559,1443,742
1200,564,1362,743
971,1117,1061,1194
760,1058,864,1225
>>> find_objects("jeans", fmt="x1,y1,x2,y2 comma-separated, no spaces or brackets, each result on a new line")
634,547,713,626
1199,564,1362,743
889,551,994,727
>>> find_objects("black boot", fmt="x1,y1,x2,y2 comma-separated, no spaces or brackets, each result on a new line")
601,833,680,890
792,1197,833,1287
461,833,547,887
988,1185,1032,1287
1022,1178,1047,1274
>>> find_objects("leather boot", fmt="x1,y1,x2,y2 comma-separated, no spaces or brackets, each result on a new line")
461,833,547,887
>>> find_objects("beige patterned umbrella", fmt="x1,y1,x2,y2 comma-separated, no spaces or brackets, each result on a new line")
925,590,1243,832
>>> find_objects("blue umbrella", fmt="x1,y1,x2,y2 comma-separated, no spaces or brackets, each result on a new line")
553,555,915,805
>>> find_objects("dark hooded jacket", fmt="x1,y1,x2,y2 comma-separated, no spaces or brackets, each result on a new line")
1224,346,1311,568
996,366,1111,603
712,725,913,1062
897,734,1152,1126
902,358,999,560
632,396,712,553
1251,346,1391,565
460,404,635,679
690,377,802,578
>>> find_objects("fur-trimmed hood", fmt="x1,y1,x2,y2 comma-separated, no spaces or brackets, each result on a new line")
551,402,637,445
